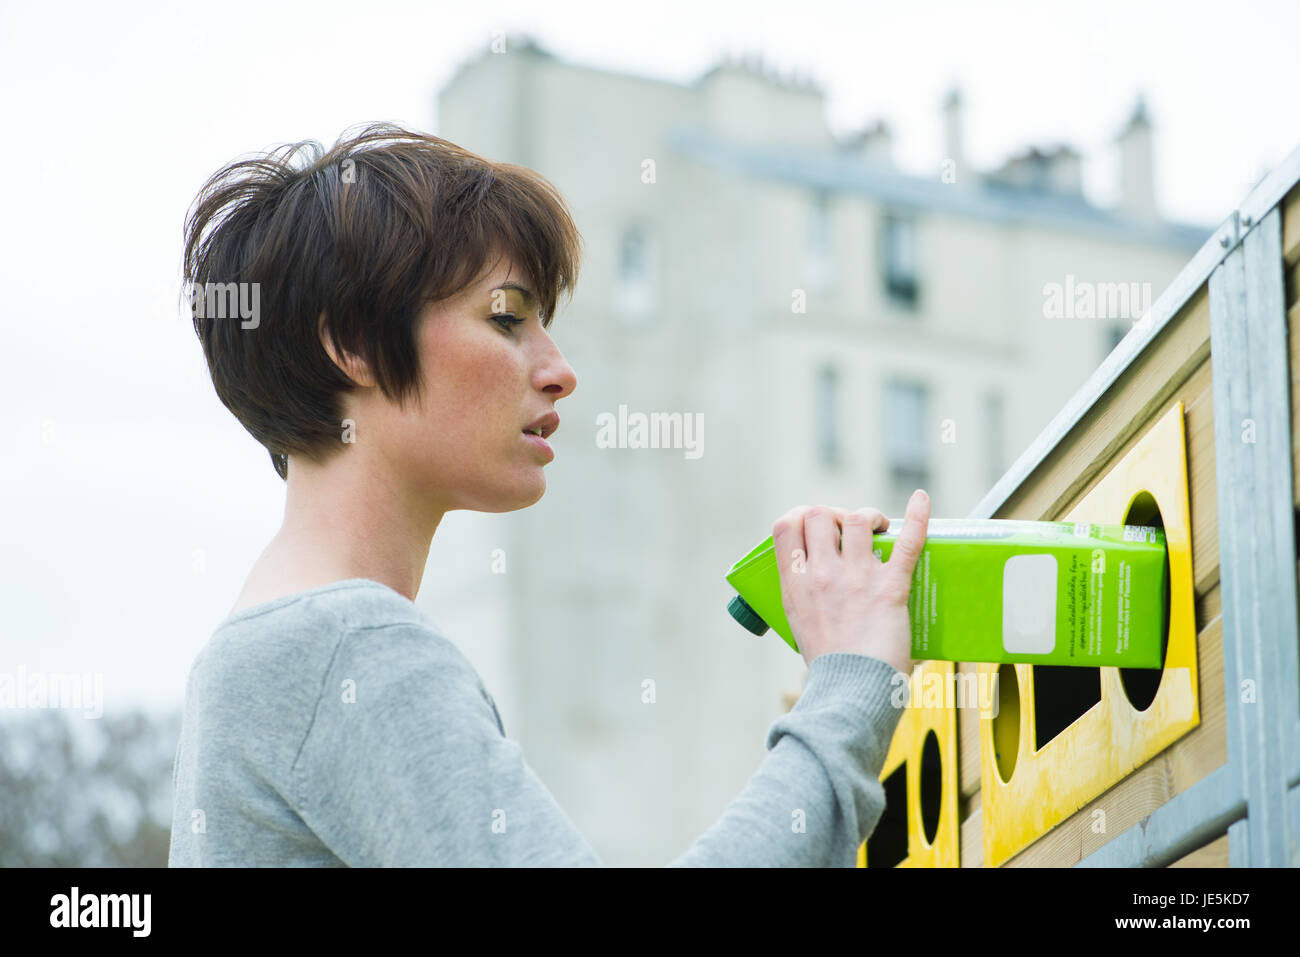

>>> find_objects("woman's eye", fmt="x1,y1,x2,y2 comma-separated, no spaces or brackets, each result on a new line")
492,313,526,333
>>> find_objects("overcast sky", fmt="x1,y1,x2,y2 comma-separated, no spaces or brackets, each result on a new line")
1,0,1295,717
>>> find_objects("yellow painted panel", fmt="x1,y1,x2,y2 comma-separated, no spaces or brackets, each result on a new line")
979,400,1200,867
859,658,961,867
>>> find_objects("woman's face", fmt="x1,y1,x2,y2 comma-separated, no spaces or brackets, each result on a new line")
362,254,578,515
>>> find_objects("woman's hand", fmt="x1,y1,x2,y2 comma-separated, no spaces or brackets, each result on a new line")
771,489,930,674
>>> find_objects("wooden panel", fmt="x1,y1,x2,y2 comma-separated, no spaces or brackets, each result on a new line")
1038,360,1218,596
958,361,1217,802
1003,769,1170,867
1168,832,1229,867
1000,615,1226,866
1182,362,1221,597
1033,356,1216,590
956,609,1226,866
949,232,1241,865
1046,357,1214,592
1284,184,1300,268
1290,299,1300,505
960,806,983,867
996,288,1211,524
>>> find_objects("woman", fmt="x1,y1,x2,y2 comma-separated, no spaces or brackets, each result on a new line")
169,121,930,866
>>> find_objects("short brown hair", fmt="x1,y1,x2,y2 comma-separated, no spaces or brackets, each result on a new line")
182,121,583,479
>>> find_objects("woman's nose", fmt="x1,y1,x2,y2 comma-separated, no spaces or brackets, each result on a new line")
538,339,577,397
550,355,578,397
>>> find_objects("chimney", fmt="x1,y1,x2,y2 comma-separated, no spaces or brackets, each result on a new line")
1117,94,1158,220
696,52,832,149
845,119,893,166
942,87,964,175
991,144,1081,195
1046,144,1082,194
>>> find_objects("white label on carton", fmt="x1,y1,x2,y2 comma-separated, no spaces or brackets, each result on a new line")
1002,554,1058,653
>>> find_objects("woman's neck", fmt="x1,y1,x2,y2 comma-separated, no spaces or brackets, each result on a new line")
229,451,444,615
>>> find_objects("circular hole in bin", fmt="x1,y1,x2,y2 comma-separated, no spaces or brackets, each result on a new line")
1119,491,1171,712
992,664,1020,783
919,729,942,845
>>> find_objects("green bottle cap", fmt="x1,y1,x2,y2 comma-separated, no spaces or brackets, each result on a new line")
728,594,770,636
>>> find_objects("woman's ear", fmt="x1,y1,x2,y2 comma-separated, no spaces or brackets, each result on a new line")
318,312,376,388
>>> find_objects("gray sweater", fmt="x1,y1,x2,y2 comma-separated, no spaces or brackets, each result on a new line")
168,578,907,866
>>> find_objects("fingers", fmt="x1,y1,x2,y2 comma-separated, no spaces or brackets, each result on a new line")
803,506,842,567
840,507,888,565
774,504,891,573
772,505,812,580
886,489,930,582
773,504,856,579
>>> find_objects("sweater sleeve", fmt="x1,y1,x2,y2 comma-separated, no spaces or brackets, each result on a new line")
292,624,907,867
667,652,909,867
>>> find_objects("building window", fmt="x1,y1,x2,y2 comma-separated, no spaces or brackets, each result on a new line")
881,212,919,309
985,391,1004,488
884,380,929,497
815,364,841,467
615,224,656,323
805,191,833,294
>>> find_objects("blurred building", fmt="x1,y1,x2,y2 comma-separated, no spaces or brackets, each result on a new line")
421,35,1211,864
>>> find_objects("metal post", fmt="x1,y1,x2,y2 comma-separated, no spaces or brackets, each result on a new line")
1207,205,1297,866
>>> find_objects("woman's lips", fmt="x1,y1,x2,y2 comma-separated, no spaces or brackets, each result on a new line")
522,430,554,461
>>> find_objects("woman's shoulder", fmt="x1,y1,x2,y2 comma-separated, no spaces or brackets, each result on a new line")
219,577,423,628
193,579,458,686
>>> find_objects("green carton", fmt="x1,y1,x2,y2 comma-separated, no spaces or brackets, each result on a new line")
725,519,1169,668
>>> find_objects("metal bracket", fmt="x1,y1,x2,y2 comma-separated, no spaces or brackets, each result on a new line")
1215,209,1242,258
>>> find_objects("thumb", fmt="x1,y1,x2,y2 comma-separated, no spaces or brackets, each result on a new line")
886,489,930,582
